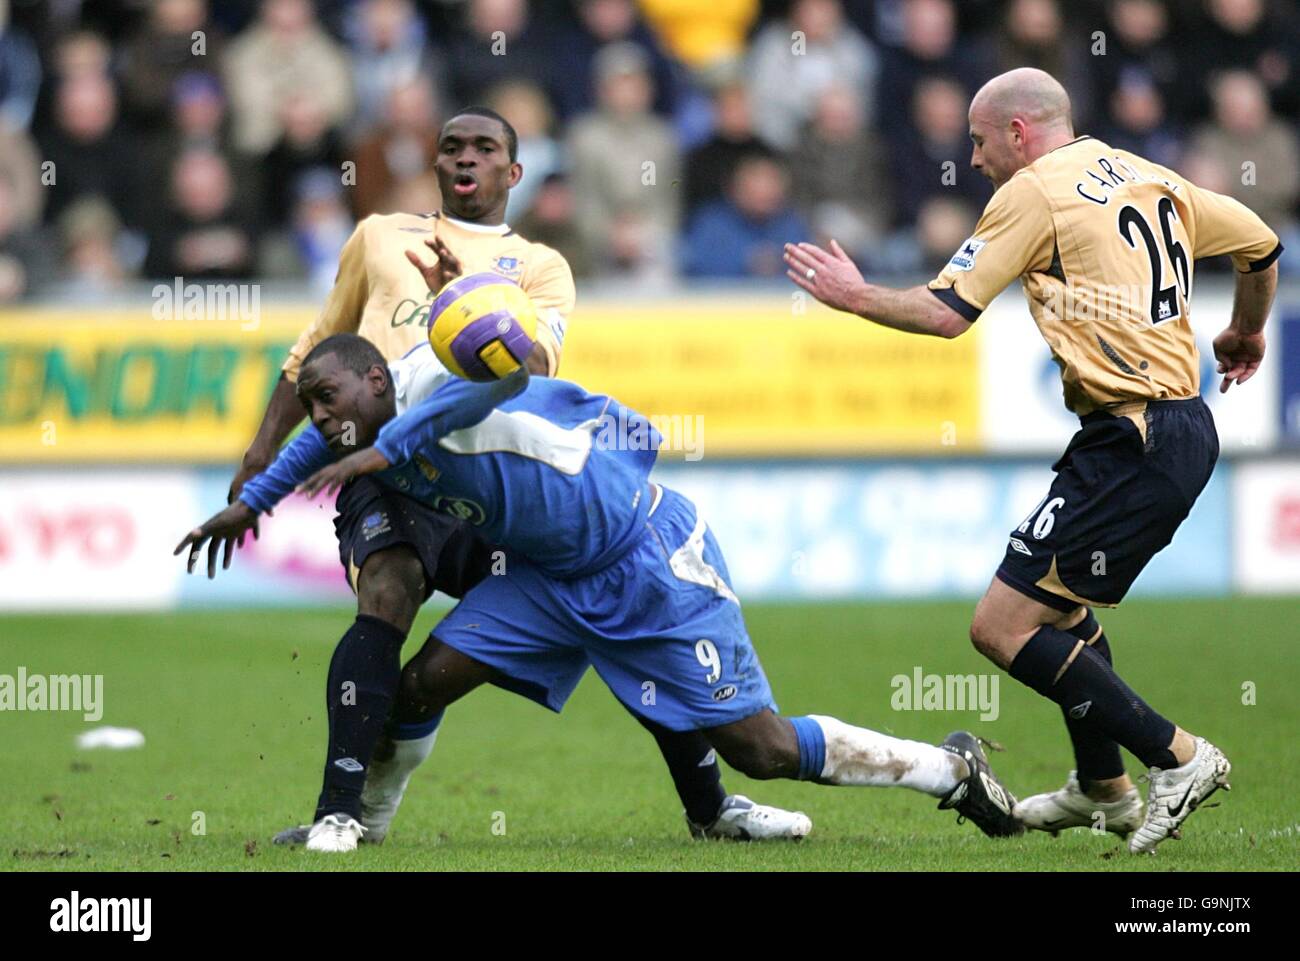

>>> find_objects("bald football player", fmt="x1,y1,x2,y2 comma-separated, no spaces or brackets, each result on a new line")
216,107,809,848
785,68,1281,854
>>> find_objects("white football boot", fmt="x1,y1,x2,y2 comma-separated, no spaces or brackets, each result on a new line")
687,795,812,841
1013,771,1143,837
305,814,367,852
1129,737,1231,855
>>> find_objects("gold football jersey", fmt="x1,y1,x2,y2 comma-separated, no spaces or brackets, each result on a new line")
928,136,1282,414
283,211,576,380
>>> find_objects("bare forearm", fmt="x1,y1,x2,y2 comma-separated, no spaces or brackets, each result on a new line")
1229,263,1278,335
850,283,970,339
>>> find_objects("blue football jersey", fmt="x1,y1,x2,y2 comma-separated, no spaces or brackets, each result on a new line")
242,370,663,578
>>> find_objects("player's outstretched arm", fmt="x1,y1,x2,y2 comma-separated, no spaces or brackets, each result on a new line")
1214,260,1278,393
173,501,259,579
238,424,336,514
784,240,971,338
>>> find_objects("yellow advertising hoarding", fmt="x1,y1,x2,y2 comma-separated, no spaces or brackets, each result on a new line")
0,299,979,461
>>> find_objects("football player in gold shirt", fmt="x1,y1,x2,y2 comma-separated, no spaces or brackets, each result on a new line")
785,69,1282,854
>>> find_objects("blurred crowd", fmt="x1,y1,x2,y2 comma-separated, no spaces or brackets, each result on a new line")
0,0,1298,302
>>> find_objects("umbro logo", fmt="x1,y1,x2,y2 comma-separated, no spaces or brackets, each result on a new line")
334,757,364,773
1010,537,1032,556
1068,700,1092,719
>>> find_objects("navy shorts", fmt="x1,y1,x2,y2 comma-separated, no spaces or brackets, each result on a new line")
996,397,1219,612
334,475,494,600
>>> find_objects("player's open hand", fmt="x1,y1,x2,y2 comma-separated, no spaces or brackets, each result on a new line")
297,447,391,500
1212,328,1266,393
405,236,463,293
173,501,259,579
784,240,866,315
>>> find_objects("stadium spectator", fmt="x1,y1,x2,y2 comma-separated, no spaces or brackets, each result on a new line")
1188,70,1299,235
290,167,354,294
994,0,1092,129
145,148,257,279
57,196,130,299
1090,0,1185,125
1193,0,1300,120
515,171,595,279
549,0,681,122
889,76,990,227
682,79,773,215
789,83,889,262
747,0,879,152
638,0,759,78
682,153,810,277
875,0,991,137
342,0,445,139
441,0,557,110
264,91,348,226
487,79,563,222
349,76,442,219
0,0,41,131
1187,69,1299,274
378,168,441,215
1100,71,1182,170
37,70,146,229
0,168,50,300
119,0,223,132
222,0,353,155
568,41,680,280
0,123,41,229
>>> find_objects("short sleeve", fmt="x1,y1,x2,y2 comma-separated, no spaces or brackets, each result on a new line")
521,246,576,375
282,219,372,381
1184,181,1282,272
927,172,1055,321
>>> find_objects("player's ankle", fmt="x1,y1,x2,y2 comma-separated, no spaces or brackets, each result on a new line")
1168,728,1196,767
1081,775,1131,802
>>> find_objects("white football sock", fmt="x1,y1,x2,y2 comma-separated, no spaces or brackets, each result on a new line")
368,728,439,794
809,715,968,797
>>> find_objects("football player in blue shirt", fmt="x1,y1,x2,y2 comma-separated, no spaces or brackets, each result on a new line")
180,334,1023,850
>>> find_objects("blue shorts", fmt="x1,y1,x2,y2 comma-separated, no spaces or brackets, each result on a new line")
433,486,777,731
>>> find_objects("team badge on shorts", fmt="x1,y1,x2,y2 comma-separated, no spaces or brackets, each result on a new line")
948,237,986,271
361,511,391,541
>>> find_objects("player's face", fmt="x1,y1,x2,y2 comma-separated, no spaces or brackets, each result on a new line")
968,115,1024,189
296,356,394,455
435,115,521,222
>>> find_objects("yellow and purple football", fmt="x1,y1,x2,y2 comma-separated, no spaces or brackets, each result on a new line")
428,272,539,382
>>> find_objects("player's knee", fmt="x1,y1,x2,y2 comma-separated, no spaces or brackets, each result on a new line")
968,613,1005,663
357,548,425,631
397,652,451,719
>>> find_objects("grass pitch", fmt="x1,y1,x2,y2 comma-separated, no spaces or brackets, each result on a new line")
3,598,1297,871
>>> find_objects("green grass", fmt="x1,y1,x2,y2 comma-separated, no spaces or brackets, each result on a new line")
3,599,1297,871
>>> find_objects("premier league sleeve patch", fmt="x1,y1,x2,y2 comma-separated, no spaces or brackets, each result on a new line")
948,237,987,272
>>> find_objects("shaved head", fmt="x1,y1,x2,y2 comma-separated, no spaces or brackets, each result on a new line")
967,68,1076,187
970,67,1073,131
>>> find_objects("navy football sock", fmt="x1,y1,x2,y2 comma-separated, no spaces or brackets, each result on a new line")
1061,612,1126,785
1010,624,1177,770
633,713,727,826
314,615,406,822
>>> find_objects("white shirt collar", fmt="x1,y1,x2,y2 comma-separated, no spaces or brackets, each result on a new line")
440,212,510,234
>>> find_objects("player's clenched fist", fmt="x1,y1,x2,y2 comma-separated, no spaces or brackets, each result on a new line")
173,501,260,579
1212,328,1266,393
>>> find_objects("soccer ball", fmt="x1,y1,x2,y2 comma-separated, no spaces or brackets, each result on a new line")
428,272,539,381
